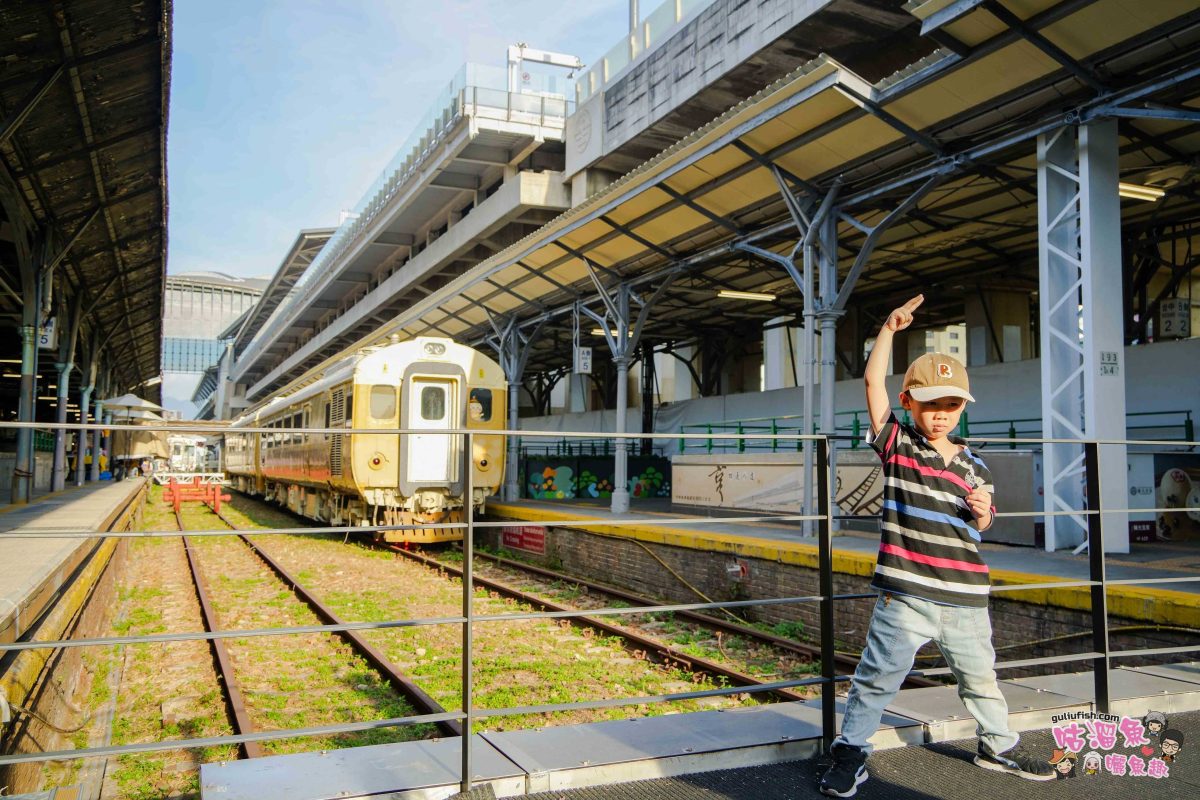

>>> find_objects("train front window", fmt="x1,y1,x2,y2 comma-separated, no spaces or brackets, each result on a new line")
468,388,492,422
420,386,446,420
370,385,397,419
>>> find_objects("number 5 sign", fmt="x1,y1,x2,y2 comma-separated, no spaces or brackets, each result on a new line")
38,316,58,350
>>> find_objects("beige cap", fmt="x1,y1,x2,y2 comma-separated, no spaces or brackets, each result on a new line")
902,352,975,402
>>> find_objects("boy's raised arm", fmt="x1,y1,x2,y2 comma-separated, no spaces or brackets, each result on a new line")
864,294,923,436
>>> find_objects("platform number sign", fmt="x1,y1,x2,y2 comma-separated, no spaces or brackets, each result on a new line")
1157,298,1191,340
1099,350,1120,377
38,316,57,350
574,346,592,375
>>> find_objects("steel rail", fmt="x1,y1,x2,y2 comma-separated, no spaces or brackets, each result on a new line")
177,509,266,759
209,509,463,738
467,550,940,690
393,546,811,702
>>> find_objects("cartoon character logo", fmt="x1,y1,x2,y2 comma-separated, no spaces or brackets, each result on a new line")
1049,749,1078,779
937,362,953,379
1081,751,1102,775
1144,711,1168,739
1161,729,1185,762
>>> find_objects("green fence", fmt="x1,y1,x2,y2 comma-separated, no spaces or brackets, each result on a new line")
678,409,1194,453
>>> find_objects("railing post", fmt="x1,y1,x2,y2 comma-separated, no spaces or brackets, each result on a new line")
816,436,836,750
958,411,969,439
1186,412,1194,444
771,419,778,453
461,430,475,793
1008,421,1017,450
851,412,861,450
706,423,713,454
737,422,745,454
1084,440,1110,714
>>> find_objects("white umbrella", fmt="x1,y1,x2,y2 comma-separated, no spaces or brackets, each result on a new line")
100,393,163,411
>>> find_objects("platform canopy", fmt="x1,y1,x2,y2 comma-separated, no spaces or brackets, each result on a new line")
258,0,1200,401
0,0,170,396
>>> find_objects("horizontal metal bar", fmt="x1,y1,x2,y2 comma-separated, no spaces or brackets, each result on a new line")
0,593,864,654
0,674,854,766
1109,644,1200,660
915,650,1104,678
1104,576,1200,587
990,580,1098,593
0,710,465,766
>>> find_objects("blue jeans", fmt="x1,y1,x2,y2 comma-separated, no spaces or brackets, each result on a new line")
835,592,1019,756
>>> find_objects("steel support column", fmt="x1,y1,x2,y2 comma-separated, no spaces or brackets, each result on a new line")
485,314,544,502
11,251,43,504
52,290,85,491
1037,121,1128,553
580,264,677,513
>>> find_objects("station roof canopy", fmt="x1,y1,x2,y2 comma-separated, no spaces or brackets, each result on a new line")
267,0,1200,398
0,0,170,392
231,227,334,356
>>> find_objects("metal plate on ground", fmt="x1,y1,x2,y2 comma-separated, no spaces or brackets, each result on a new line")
885,682,1087,742
796,697,925,750
1125,661,1200,687
483,702,850,793
199,736,525,800
1006,668,1200,716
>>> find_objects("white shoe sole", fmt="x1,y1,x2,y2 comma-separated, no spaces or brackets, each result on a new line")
974,755,1056,781
820,769,868,797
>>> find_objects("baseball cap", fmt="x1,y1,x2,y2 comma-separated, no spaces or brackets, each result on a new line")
902,352,975,402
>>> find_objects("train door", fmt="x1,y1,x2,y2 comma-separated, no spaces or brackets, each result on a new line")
407,377,457,484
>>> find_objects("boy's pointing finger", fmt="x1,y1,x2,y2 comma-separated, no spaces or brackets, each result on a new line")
903,294,925,311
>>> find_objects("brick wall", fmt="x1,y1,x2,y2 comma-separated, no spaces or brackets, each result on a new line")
482,520,1194,679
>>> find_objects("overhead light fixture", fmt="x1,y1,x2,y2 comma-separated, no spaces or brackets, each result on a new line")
1118,182,1165,201
590,328,633,337
718,289,777,302
140,375,163,388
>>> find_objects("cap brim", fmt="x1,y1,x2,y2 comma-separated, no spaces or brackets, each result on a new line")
906,386,975,403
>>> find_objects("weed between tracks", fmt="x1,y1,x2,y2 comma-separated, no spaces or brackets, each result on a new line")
220,493,753,731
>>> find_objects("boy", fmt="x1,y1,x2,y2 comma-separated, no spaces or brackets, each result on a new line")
819,295,1053,797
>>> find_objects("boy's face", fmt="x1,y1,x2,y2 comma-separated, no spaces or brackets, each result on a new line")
901,393,966,441
1162,738,1181,756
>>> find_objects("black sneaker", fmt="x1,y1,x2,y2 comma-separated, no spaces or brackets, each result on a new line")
819,743,868,797
974,742,1055,781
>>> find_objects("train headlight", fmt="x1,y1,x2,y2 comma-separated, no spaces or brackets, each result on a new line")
476,457,490,471
369,453,387,469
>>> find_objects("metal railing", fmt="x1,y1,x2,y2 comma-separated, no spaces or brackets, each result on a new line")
679,408,1195,452
1,420,1198,796
235,64,573,371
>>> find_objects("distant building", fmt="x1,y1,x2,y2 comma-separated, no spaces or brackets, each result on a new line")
162,272,267,418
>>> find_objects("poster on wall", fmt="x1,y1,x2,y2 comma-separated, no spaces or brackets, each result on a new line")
1128,453,1200,542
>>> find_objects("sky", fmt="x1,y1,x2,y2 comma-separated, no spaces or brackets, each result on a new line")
167,0,630,280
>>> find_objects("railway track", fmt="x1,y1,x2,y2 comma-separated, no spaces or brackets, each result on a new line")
174,508,265,758
399,547,940,692
166,499,458,772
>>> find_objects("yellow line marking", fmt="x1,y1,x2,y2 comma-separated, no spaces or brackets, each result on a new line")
489,503,1200,626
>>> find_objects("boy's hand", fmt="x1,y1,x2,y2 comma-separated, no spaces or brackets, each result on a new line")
966,488,992,522
884,294,924,332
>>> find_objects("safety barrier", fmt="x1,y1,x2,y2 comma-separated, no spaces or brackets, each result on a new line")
1,419,1198,796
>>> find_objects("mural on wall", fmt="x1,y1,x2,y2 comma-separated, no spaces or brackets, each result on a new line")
524,456,671,500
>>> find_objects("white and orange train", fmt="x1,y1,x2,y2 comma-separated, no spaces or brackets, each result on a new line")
224,337,507,543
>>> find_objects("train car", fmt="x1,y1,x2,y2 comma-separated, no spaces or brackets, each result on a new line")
225,336,506,543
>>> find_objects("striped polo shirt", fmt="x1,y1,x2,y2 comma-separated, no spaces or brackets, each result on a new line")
867,412,994,608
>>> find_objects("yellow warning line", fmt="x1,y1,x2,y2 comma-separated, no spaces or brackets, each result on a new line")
489,502,1200,627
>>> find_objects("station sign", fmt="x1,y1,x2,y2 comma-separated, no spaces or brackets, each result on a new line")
502,524,546,555
574,346,592,374
38,316,57,350
1157,298,1191,339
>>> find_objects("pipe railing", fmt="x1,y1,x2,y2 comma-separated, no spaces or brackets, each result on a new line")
1,420,1199,796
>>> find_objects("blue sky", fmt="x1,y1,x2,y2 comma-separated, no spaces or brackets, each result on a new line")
168,0,629,279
